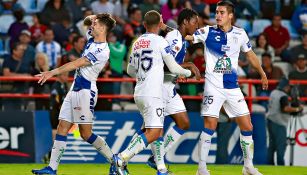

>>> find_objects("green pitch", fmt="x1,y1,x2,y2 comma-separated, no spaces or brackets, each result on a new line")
0,164,307,175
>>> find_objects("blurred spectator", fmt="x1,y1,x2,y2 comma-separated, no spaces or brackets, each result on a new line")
40,0,71,26
31,52,51,110
66,0,90,23
123,5,144,48
2,43,32,76
49,72,68,139
230,0,260,19
289,55,307,97
249,53,284,110
29,13,48,46
139,0,160,16
91,0,114,15
261,0,280,19
0,0,23,15
191,0,210,18
8,9,28,49
76,8,93,37
266,77,304,165
291,0,307,34
52,17,79,47
64,32,79,52
113,0,131,26
18,30,36,70
254,33,275,64
62,35,86,76
290,32,307,64
161,0,183,24
263,14,290,62
36,28,62,69
280,0,297,19
108,31,127,106
2,43,32,110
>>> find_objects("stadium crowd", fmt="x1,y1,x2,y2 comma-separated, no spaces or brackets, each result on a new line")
0,0,306,111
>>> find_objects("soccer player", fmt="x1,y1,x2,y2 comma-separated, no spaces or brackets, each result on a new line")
147,8,201,172
112,10,196,175
185,1,268,175
32,13,116,175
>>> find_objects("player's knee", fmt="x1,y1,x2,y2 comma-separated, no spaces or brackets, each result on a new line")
79,131,92,141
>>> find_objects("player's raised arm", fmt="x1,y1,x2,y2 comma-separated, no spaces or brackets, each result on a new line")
35,57,91,85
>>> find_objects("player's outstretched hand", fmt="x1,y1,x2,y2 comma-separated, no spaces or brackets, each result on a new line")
35,71,55,85
261,75,268,90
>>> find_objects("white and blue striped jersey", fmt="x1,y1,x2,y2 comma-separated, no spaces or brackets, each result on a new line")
164,29,189,82
193,25,252,89
72,32,110,91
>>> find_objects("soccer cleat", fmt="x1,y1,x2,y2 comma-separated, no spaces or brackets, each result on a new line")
147,155,158,170
32,166,57,175
242,166,263,175
196,169,210,175
112,154,127,175
109,162,117,175
123,165,130,175
157,170,171,175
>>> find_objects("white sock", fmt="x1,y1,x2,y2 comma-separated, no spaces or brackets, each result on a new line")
151,137,167,171
49,135,67,170
87,134,113,163
120,133,148,162
198,129,214,170
240,132,254,168
163,125,185,153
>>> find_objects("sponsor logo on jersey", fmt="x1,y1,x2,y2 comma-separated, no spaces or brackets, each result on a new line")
215,35,221,41
221,45,230,52
213,54,232,74
133,39,151,50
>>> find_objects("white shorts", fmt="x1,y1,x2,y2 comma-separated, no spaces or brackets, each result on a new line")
59,89,98,124
201,80,250,118
134,96,165,128
163,82,186,116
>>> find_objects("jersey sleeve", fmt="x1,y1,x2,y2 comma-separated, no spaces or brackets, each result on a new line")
84,44,109,65
240,30,252,53
160,38,173,58
165,30,181,58
193,26,209,44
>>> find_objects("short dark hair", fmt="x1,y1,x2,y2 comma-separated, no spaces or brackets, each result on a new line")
262,52,272,58
144,10,161,28
73,35,84,44
96,13,116,33
217,0,235,14
11,42,23,54
177,8,198,26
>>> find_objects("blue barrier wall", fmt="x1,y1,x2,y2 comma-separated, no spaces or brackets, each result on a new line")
33,111,266,164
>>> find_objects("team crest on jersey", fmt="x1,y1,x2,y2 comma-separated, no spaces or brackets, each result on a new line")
213,54,232,74
156,108,164,117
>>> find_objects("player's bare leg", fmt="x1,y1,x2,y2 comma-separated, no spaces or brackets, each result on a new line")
197,116,218,175
235,115,262,175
